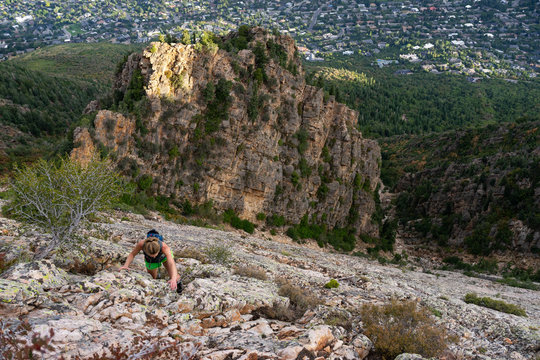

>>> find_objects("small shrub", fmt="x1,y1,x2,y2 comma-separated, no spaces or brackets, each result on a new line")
266,214,285,227
8,156,122,259
170,73,184,89
233,265,268,280
256,212,266,221
277,277,322,313
324,279,340,289
203,244,232,265
176,248,209,264
496,277,539,290
464,293,526,316
223,209,255,234
361,299,449,360
324,310,353,331
137,174,153,191
257,301,297,322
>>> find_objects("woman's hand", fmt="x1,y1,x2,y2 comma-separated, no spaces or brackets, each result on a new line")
119,266,129,271
168,278,177,291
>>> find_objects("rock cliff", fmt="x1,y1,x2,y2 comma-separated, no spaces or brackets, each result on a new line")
72,27,380,235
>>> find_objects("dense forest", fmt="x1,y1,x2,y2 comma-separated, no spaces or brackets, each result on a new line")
304,55,540,137
381,121,539,255
0,44,139,170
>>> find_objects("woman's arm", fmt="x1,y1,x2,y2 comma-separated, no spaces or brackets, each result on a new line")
162,243,179,289
119,240,144,270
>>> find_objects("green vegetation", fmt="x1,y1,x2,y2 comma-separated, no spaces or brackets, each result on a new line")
203,78,233,134
286,214,356,251
305,54,540,138
223,209,256,234
266,214,285,227
0,43,143,172
203,244,233,265
385,121,539,255
464,293,526,317
361,299,450,360
324,279,339,289
6,156,122,259
10,43,142,85
442,256,498,274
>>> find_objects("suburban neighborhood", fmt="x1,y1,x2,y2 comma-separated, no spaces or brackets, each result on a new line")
1,0,538,79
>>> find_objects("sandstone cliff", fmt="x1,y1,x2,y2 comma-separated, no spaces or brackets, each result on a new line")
72,28,381,235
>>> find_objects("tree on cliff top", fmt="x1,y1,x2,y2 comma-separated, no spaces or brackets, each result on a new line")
7,155,122,259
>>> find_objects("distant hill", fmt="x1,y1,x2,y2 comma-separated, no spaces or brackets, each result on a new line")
0,43,142,172
304,54,540,138
9,43,143,86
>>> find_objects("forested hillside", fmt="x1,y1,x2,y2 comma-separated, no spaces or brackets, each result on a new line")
305,55,540,137
0,44,140,171
381,121,539,255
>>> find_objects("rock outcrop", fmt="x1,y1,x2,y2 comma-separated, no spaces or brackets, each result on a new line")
0,205,539,359
72,27,381,234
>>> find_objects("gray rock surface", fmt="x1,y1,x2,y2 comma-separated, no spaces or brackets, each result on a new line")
0,205,539,359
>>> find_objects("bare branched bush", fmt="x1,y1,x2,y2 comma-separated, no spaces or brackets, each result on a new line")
278,279,322,311
257,301,297,322
262,277,322,320
360,299,449,360
8,155,122,259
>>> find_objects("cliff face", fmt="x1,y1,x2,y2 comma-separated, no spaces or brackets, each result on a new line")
73,28,381,233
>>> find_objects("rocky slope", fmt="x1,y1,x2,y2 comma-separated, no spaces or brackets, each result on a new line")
381,121,540,254
72,27,381,234
1,201,539,360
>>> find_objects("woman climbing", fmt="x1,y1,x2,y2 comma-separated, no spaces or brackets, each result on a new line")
120,229,182,292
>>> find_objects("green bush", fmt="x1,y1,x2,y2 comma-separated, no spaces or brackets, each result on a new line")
464,293,526,316
203,244,232,265
137,174,153,191
496,278,539,290
324,279,339,289
291,171,299,186
295,128,309,154
223,209,255,234
298,158,312,178
286,215,356,251
256,212,266,221
266,214,285,227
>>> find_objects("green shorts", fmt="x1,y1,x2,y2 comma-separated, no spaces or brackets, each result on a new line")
145,253,173,270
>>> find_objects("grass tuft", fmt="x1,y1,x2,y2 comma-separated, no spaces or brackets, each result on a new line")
464,293,526,317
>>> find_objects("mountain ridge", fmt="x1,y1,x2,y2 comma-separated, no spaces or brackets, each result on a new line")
72,27,382,241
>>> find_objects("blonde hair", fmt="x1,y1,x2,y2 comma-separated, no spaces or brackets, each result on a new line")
143,237,160,255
